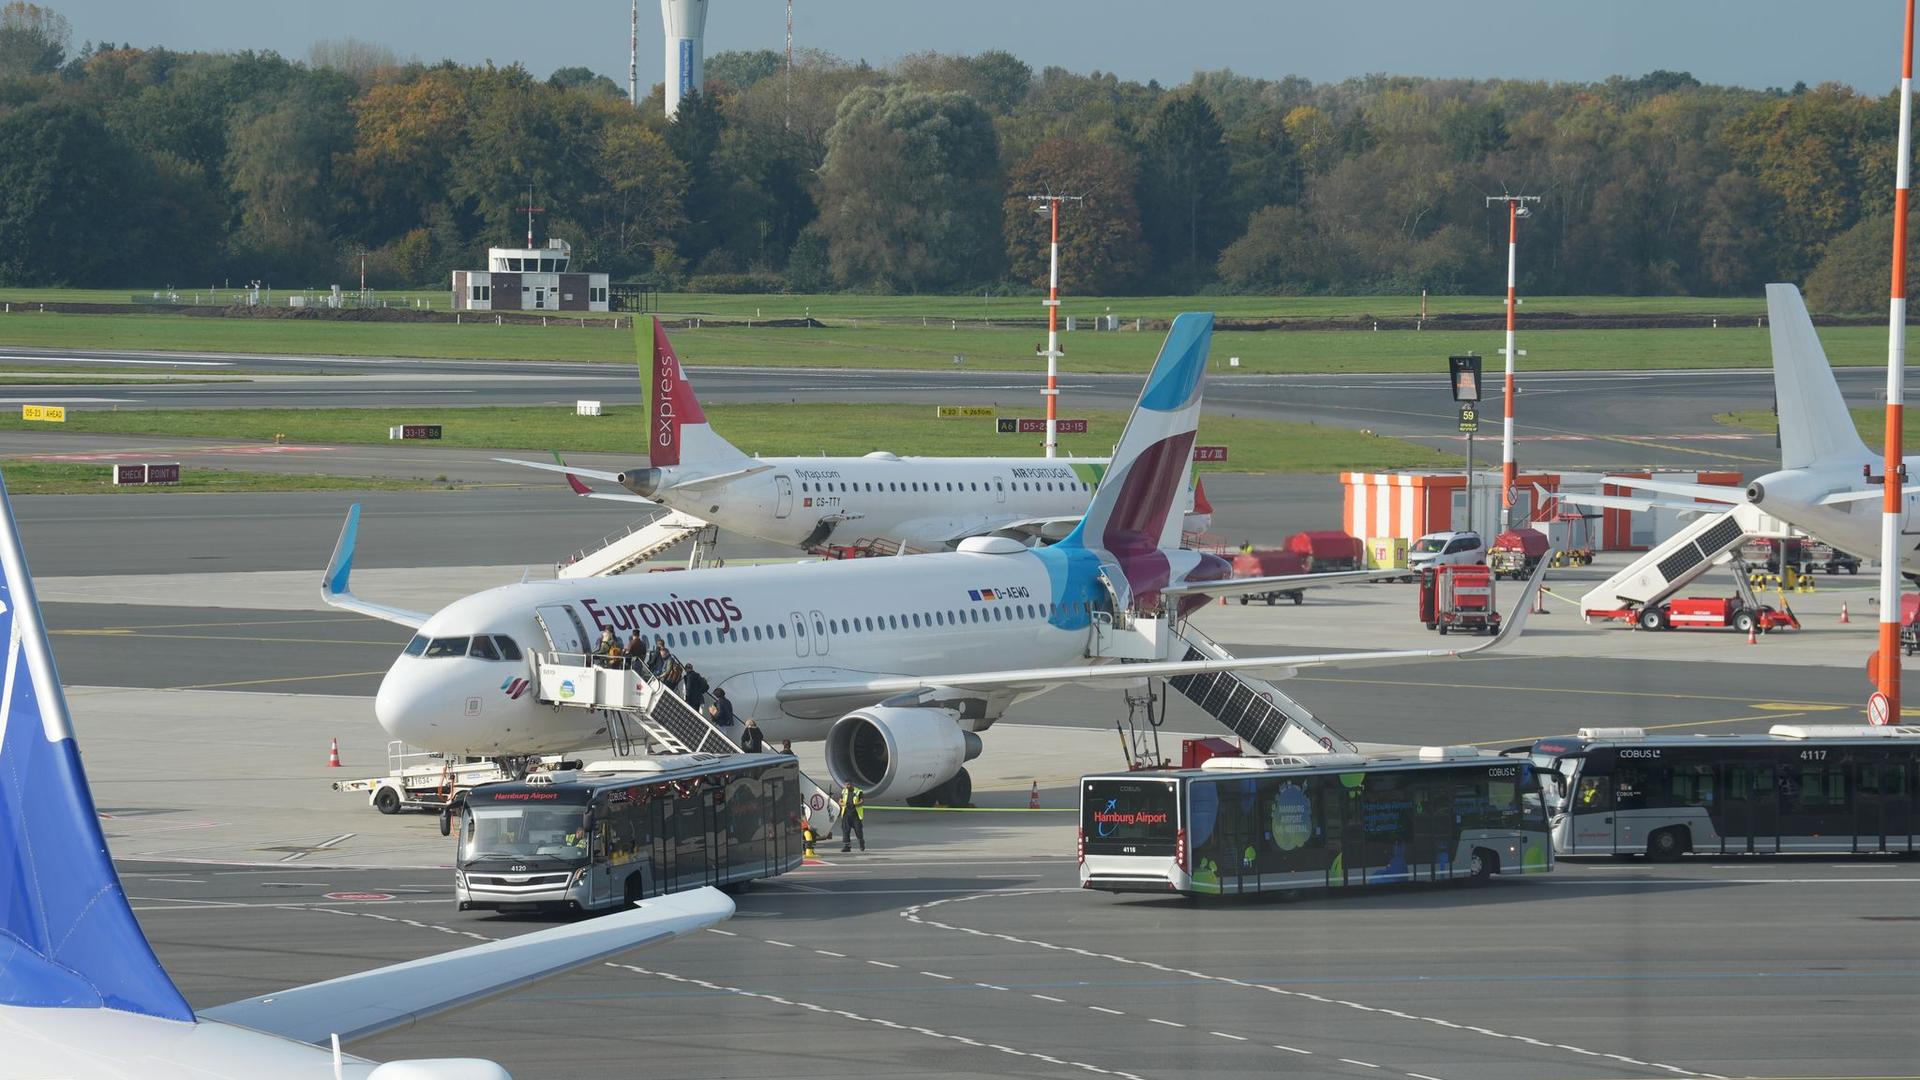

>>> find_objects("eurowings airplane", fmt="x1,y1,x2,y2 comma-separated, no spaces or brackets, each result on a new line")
502,320,1206,553
1561,284,1920,576
330,314,1543,805
0,470,733,1078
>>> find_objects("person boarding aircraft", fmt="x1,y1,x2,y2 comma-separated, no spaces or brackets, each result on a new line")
328,314,1546,807
0,466,734,1078
502,320,1207,556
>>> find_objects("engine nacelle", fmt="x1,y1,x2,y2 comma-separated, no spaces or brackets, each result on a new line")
824,706,983,800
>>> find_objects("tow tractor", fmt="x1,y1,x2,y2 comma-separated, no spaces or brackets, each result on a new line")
333,742,573,815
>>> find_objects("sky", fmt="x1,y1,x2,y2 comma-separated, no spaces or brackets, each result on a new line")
59,1,1910,94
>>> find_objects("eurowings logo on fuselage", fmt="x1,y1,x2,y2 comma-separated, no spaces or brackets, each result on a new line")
581,594,745,636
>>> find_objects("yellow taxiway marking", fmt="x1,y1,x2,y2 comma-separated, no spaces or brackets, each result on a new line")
1290,673,1849,711
53,628,135,636
160,670,388,692
1752,701,1845,711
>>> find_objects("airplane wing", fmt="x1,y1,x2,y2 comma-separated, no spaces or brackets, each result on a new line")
496,455,629,485
320,504,430,628
200,889,732,1046
776,559,1546,706
1606,477,1744,503
1552,490,1721,515
1160,567,1408,600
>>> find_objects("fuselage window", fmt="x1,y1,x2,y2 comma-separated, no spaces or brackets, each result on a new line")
404,634,429,657
972,609,983,623
801,482,809,492
888,615,898,629
815,619,826,635
778,624,788,638
862,616,874,631
468,636,501,661
424,636,469,658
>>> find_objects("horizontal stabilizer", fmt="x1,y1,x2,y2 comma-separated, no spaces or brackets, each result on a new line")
1604,477,1744,504
319,504,429,628
495,456,630,487
201,889,732,1046
1820,485,1920,505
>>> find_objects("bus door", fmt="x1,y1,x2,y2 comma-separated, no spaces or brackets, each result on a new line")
707,782,729,887
1734,761,1779,853
589,816,615,908
1319,780,1359,887
675,789,709,888
650,793,674,893
1214,780,1258,895
1854,753,1910,853
1567,770,1614,853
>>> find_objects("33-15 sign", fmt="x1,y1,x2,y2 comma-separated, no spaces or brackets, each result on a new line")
996,418,1088,434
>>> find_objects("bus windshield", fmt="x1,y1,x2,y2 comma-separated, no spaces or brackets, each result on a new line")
462,795,591,865
1083,778,1178,855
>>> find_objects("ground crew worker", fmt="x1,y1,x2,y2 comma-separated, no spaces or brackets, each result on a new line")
739,717,765,753
801,818,816,858
839,781,866,852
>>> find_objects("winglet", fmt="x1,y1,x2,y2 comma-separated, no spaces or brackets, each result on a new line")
553,452,595,496
0,467,194,1021
1457,555,1552,658
319,505,428,629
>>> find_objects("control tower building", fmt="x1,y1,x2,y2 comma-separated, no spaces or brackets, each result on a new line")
661,0,710,118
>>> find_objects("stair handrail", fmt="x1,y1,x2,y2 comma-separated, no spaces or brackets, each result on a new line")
558,508,680,570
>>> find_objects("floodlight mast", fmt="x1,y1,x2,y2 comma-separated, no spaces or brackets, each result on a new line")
1027,193,1083,458
1878,0,1915,723
1486,193,1540,524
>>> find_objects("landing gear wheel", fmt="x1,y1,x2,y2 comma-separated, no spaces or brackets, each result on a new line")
947,767,972,807
1637,607,1667,632
906,790,938,808
374,786,402,815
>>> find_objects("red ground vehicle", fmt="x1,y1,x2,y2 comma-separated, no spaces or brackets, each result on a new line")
1233,550,1308,605
1417,564,1502,635
1285,530,1363,571
1487,529,1550,580
1901,595,1920,656
1590,593,1799,633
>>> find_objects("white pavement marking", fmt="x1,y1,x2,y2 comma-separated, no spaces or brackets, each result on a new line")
904,889,1714,1078
1089,1006,1124,1015
764,939,795,948
1147,1018,1184,1028
866,959,898,968
305,904,1151,1080
705,928,736,936
1032,994,1066,1003
1338,1060,1380,1069
813,948,844,956
1274,1045,1313,1055
1210,1031,1247,1041
921,971,952,980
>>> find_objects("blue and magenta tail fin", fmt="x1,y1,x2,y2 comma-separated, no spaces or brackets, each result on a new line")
0,469,192,1021
1059,312,1213,554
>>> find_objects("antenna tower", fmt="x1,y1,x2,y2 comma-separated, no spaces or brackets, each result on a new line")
629,0,640,106
785,0,794,130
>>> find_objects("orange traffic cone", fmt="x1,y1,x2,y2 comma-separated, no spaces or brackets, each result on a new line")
327,738,342,767
1029,780,1041,809
1746,625,1758,645
1840,602,1851,624
1219,594,1228,606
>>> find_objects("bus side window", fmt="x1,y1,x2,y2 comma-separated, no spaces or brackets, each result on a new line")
1612,766,1648,811
1575,776,1611,811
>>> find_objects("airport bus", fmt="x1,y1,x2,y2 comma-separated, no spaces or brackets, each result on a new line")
1078,748,1552,898
1529,725,1920,858
456,753,805,913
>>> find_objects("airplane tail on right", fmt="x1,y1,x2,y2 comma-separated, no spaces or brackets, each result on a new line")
646,319,752,470
1766,283,1873,469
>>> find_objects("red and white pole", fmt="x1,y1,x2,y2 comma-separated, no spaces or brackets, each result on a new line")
1045,198,1061,459
1501,201,1519,516
1879,0,1915,724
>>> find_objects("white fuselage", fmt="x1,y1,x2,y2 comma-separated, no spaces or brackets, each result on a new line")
1747,454,1920,575
0,1004,382,1079
376,542,1191,757
648,454,1102,550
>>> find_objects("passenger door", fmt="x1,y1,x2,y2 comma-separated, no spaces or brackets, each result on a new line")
534,603,590,656
789,611,810,657
810,609,831,657
775,476,793,519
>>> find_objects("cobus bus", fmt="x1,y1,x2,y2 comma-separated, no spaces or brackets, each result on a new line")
1079,748,1552,897
1529,725,1920,858
457,753,804,913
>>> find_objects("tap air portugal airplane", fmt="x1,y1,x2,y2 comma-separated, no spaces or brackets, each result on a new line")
0,471,733,1079
1561,284,1920,576
328,314,1545,804
501,320,1208,553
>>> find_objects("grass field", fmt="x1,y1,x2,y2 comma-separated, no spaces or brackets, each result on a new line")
0,404,1456,474
1717,408,1920,442
0,286,1771,321
0,309,1886,374
0,461,443,494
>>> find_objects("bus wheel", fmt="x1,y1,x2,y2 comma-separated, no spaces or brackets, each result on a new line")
1469,848,1498,882
625,874,644,907
374,786,402,815
720,880,752,896
1647,827,1689,861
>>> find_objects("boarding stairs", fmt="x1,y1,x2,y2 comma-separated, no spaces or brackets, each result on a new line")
558,510,716,579
1163,626,1361,755
529,652,839,834
1578,502,1792,615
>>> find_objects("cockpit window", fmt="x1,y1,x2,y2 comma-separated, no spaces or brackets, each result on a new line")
404,634,429,657
493,635,523,661
468,636,500,661
424,636,470,658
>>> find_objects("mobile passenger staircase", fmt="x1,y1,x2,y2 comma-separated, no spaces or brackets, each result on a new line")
557,510,717,579
529,653,838,834
1579,502,1791,617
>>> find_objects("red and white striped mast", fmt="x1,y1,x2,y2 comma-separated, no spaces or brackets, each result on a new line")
1028,192,1082,458
1878,0,1916,724
1487,193,1540,525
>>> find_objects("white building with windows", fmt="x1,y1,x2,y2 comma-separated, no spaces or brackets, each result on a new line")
452,238,610,313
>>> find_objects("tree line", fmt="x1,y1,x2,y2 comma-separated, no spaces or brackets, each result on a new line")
0,1,1909,309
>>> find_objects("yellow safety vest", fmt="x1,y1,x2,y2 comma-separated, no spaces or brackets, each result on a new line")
840,788,864,820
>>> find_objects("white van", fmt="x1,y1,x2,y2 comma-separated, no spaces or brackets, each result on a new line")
1408,530,1485,571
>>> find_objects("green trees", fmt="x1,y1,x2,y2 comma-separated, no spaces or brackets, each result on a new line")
1137,93,1232,287
1002,137,1145,294
0,2,66,76
817,85,1002,290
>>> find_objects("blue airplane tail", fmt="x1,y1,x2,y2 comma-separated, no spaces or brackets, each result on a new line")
0,469,192,1020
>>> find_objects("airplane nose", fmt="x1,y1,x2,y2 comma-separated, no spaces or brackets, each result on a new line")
374,663,437,744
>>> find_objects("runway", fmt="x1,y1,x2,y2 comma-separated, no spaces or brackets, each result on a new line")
0,343,1869,469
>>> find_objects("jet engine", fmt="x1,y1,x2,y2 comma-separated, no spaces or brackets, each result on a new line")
824,706,983,804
